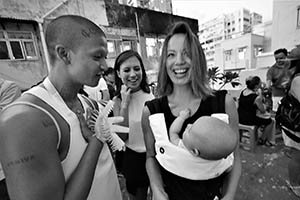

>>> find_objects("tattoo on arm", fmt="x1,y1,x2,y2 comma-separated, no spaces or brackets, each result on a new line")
6,155,35,168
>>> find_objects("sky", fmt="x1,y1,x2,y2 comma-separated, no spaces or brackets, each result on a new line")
172,0,274,24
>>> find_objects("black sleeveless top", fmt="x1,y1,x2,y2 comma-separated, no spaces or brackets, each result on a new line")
145,90,228,200
238,90,258,125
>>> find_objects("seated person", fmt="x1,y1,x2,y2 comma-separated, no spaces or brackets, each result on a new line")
169,108,238,160
238,76,275,146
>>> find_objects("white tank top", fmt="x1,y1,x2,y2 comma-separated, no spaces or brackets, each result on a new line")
0,77,122,200
126,90,154,152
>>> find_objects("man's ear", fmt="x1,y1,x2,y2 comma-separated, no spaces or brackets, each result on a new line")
190,149,200,157
55,45,70,64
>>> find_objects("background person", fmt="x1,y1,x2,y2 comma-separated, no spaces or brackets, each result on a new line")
0,15,122,200
266,48,294,112
142,21,241,200
281,46,300,198
238,76,275,146
113,50,154,200
103,67,116,100
0,78,21,111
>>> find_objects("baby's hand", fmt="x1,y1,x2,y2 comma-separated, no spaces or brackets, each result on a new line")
179,108,191,120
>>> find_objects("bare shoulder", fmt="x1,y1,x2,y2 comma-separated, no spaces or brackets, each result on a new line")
0,95,65,200
0,95,59,153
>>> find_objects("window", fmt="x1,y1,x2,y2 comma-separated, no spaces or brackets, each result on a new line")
297,6,300,28
243,18,250,22
107,40,116,58
0,41,9,59
0,31,38,60
238,47,247,60
121,41,131,51
254,46,263,57
224,50,232,61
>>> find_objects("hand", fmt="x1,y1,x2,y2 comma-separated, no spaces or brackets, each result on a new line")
76,109,94,142
120,85,131,107
220,195,233,200
179,108,191,120
151,187,169,200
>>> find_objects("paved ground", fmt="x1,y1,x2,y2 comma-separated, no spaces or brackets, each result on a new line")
119,138,300,200
236,139,299,200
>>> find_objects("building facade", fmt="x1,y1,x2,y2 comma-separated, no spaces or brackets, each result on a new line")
271,0,300,50
0,0,197,89
199,8,263,69
118,0,172,13
215,33,264,72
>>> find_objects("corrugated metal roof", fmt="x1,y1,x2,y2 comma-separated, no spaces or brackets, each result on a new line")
0,15,37,22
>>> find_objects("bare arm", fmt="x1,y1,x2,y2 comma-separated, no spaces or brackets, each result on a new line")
221,93,242,200
112,87,131,141
290,76,300,101
266,68,273,88
141,106,169,200
0,105,103,200
169,109,190,145
254,95,267,114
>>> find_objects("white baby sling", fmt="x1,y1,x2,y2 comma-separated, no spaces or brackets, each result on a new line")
149,113,234,180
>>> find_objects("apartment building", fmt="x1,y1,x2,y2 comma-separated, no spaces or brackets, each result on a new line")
199,8,263,69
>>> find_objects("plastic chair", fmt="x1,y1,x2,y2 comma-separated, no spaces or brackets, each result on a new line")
239,124,258,152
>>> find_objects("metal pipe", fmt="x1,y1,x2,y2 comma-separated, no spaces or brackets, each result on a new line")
37,0,69,73
38,21,51,73
134,11,142,55
42,0,69,19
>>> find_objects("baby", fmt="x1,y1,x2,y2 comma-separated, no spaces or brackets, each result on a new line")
169,109,238,160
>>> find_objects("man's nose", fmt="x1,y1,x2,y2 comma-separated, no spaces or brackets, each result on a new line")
100,60,108,72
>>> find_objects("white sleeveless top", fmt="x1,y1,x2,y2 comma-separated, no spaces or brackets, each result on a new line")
149,113,234,180
126,90,154,152
0,78,122,200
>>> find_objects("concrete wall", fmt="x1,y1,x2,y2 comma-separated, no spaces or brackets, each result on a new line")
219,33,264,71
0,0,109,89
239,67,269,88
0,20,47,89
272,0,300,50
256,52,274,69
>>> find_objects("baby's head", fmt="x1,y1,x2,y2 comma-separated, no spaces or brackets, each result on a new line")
182,116,238,160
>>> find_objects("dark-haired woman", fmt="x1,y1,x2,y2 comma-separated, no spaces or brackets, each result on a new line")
238,76,275,146
113,50,154,200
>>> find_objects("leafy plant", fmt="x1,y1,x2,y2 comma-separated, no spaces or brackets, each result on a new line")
208,67,240,90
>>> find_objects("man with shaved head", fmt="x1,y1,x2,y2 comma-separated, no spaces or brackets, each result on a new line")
0,15,122,200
